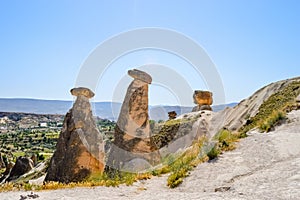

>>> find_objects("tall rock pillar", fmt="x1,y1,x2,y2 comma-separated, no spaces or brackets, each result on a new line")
106,69,161,173
45,87,105,183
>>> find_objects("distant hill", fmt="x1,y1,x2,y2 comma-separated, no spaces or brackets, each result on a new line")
0,98,237,121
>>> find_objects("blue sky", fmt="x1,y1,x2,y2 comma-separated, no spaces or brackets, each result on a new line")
0,0,299,106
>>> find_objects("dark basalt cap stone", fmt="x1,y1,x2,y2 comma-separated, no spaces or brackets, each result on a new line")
128,69,152,84
70,87,95,98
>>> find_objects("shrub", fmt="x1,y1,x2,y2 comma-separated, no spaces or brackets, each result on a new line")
214,129,238,151
206,145,220,160
258,110,285,132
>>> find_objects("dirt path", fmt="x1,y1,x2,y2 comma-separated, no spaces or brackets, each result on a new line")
2,111,300,200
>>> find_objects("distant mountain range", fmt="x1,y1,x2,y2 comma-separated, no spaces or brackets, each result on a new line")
0,98,237,121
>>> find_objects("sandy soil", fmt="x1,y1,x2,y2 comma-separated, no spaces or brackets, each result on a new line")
2,110,300,200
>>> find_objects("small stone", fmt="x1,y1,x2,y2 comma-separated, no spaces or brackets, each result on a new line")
168,111,177,120
214,186,231,192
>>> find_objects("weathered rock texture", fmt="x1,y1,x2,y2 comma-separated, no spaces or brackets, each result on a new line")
192,90,213,112
0,153,5,169
6,157,33,182
168,111,177,120
106,69,160,173
31,154,37,166
45,87,105,183
0,162,14,183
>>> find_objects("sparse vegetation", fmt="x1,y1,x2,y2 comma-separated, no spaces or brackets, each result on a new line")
165,137,206,188
0,182,15,192
206,145,220,160
259,110,285,132
0,172,153,192
164,129,238,188
214,128,238,151
0,128,238,191
240,81,300,134
1,112,240,190
151,117,198,149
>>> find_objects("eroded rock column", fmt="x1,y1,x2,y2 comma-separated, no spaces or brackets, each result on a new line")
106,69,161,173
45,87,105,183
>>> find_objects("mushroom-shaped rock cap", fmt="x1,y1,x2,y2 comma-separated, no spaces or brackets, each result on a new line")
128,69,152,84
70,87,95,98
193,90,213,105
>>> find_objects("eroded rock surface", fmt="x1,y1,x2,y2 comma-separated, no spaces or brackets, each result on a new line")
106,69,160,173
45,87,105,183
0,153,5,169
219,77,300,131
0,162,14,183
6,157,33,182
168,111,177,120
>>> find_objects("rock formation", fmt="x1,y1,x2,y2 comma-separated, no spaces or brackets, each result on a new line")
106,69,161,173
0,162,14,183
6,157,33,182
168,111,177,120
0,153,5,169
45,87,105,183
31,154,37,167
192,90,213,112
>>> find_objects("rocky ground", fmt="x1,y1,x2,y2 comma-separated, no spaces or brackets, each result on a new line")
2,110,300,200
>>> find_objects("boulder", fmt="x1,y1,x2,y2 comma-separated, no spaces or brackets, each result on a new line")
6,157,33,182
193,90,213,105
106,69,160,174
168,111,177,120
45,87,105,183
